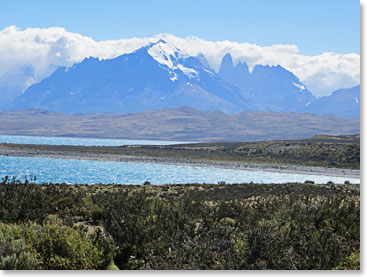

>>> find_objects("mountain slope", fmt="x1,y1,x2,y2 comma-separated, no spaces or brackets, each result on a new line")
300,85,360,118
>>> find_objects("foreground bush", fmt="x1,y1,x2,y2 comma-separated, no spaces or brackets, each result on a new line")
0,226,36,270
0,221,105,270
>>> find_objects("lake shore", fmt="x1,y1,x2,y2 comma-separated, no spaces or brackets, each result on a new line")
0,147,360,179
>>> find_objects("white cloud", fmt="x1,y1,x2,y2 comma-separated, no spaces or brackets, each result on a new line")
0,26,360,99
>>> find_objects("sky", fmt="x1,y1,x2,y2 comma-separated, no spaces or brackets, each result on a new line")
0,0,360,56
0,0,361,99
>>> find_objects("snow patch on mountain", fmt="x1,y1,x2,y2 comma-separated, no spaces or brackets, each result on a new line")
147,40,183,69
169,73,178,82
203,68,213,74
147,40,199,80
292,82,305,90
177,64,198,78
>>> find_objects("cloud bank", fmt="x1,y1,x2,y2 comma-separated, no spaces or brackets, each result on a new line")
0,26,360,99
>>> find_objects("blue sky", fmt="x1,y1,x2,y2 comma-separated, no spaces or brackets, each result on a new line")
0,0,360,55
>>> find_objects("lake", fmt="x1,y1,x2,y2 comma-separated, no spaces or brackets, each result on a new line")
0,135,191,146
0,155,359,185
0,135,360,185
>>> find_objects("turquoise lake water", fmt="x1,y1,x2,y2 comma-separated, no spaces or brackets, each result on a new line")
0,156,359,185
0,135,360,185
0,135,191,146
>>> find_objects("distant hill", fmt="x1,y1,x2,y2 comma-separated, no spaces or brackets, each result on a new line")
0,107,359,142
306,134,360,144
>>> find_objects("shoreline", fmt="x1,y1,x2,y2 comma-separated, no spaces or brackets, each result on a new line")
0,148,360,179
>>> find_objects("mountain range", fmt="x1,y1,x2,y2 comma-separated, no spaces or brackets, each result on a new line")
6,40,360,118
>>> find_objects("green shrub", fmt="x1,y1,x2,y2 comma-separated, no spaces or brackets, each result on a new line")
0,224,36,270
95,187,360,269
333,252,360,270
0,222,105,270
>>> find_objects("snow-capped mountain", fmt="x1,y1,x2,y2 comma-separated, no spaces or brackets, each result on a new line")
10,40,248,114
218,53,315,112
8,41,360,118
300,85,360,118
